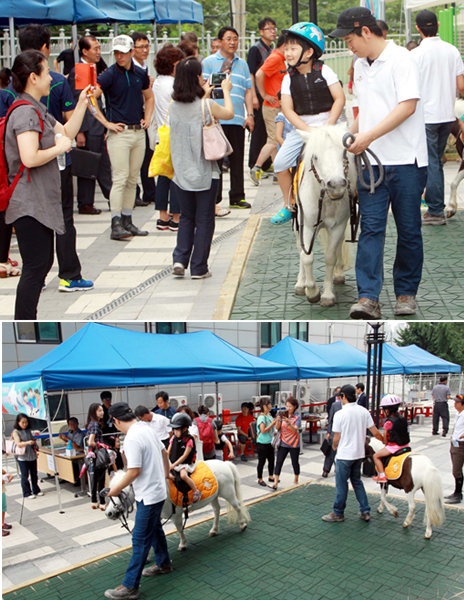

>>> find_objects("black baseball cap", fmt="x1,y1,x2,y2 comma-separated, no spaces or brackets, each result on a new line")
329,7,377,38
415,9,437,29
108,402,134,420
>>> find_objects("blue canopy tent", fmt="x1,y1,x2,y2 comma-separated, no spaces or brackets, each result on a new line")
2,323,297,391
379,343,461,374
154,0,203,24
261,336,398,378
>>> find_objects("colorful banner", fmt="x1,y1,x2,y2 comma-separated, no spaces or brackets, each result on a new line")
360,0,383,19
2,378,46,420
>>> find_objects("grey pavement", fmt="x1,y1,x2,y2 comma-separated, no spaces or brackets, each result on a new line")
1,157,462,321
2,408,462,592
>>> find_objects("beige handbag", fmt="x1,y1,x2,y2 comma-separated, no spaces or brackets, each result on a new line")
201,99,233,161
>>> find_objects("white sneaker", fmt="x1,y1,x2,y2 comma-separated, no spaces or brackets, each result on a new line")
36,492,44,496
172,263,185,277
28,494,36,499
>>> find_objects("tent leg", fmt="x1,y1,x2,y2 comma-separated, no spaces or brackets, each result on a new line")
72,24,79,65
19,495,25,525
9,18,16,63
45,392,65,514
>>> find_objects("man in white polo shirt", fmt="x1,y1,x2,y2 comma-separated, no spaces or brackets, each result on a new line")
411,10,464,226
322,384,382,523
104,403,171,600
330,8,428,320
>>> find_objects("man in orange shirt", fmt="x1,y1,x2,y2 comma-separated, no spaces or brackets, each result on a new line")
235,402,256,462
250,34,287,185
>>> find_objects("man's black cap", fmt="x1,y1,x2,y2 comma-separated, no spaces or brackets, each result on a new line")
329,7,377,38
415,9,437,29
108,402,134,420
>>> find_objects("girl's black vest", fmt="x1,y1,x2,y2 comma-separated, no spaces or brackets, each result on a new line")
170,433,196,464
386,416,410,446
289,60,334,116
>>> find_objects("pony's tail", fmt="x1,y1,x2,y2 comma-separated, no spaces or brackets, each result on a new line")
422,465,445,527
226,462,251,524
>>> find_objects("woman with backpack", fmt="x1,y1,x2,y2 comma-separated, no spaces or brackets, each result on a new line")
3,49,90,319
194,405,219,460
86,403,107,510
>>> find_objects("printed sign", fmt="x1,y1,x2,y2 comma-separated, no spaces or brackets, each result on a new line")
2,378,46,419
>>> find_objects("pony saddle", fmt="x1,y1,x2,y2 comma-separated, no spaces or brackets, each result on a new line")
381,447,411,480
168,461,218,508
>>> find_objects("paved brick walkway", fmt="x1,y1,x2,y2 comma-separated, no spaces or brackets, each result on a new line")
4,483,464,600
231,210,464,320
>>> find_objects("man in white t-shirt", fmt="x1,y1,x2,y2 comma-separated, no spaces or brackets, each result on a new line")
411,10,464,225
134,405,172,448
322,384,382,523
104,403,171,600
330,7,428,320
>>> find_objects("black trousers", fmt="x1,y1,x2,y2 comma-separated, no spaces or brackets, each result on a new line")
432,402,450,434
136,130,156,203
77,133,112,207
275,445,300,476
217,125,245,204
17,459,41,497
248,97,272,171
90,467,107,504
0,210,12,262
257,442,275,480
14,216,54,319
56,165,81,280
323,446,337,474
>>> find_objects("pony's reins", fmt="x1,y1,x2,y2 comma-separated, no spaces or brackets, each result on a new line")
342,132,384,194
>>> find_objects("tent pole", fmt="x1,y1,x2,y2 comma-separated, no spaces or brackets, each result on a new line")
178,20,181,41
9,18,16,63
153,20,158,53
44,391,64,514
72,24,79,65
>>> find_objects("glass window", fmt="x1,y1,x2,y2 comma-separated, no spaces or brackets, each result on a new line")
260,382,280,402
289,322,308,342
156,322,186,334
260,322,281,348
15,323,61,343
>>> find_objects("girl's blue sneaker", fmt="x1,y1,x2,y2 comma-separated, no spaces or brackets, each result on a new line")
271,207,293,225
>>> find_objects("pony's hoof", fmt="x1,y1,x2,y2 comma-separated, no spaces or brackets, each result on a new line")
333,275,345,285
295,286,305,296
446,209,456,219
306,290,321,304
208,530,218,538
178,546,187,552
393,511,399,518
320,296,336,307
402,522,409,528
240,523,247,532
424,532,432,539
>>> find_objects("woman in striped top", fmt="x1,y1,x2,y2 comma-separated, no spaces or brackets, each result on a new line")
272,397,301,490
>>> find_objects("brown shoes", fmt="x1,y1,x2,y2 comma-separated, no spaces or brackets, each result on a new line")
394,295,417,316
349,297,382,320
78,205,101,215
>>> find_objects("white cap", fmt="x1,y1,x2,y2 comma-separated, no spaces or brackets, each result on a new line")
112,35,134,53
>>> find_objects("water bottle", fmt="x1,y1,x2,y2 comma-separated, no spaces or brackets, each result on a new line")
55,133,66,171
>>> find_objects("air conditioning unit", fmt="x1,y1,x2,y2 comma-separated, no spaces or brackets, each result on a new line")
292,383,310,402
198,393,223,416
48,419,68,446
275,391,292,407
252,395,271,405
169,396,188,410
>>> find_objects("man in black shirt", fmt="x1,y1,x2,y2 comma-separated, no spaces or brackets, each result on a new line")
247,17,277,170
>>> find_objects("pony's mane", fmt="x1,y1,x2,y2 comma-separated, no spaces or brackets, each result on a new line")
301,124,347,162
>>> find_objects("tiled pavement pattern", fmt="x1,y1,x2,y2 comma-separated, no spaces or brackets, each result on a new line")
231,210,464,320
1,161,463,321
3,412,462,594
4,482,464,600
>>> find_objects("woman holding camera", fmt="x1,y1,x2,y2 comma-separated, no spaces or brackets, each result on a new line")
256,398,277,487
170,56,234,279
272,397,301,490
11,413,42,499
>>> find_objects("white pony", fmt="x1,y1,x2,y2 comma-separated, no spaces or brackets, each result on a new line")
161,460,250,551
294,125,356,307
367,438,445,539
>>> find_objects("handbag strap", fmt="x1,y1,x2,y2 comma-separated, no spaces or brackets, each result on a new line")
201,98,216,127
162,101,172,127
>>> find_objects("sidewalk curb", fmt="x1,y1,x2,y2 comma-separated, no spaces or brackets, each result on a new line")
214,214,261,320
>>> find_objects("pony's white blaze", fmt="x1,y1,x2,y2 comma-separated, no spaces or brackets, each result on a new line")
161,460,250,551
369,438,445,538
294,125,356,307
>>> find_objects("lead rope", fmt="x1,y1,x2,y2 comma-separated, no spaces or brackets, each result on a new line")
342,132,384,194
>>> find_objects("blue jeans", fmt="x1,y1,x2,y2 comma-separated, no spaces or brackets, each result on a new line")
333,458,370,516
122,499,170,590
356,164,427,300
424,122,453,216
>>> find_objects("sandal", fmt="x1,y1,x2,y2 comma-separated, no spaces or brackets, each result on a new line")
2,529,10,537
0,262,21,278
192,489,202,503
216,207,231,218
270,208,293,225
8,258,18,267
91,504,98,509
2,523,12,530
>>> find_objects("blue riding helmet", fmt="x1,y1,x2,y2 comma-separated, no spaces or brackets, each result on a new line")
283,22,325,58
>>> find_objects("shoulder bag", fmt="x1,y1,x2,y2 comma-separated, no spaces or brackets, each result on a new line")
201,99,233,161
148,104,174,179
271,430,281,450
5,438,26,456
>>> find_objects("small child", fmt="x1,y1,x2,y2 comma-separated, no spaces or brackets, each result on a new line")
168,413,201,502
373,395,410,483
271,112,295,223
2,469,14,537
214,418,235,461
271,22,345,225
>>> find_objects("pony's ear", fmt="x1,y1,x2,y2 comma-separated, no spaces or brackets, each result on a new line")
296,129,312,145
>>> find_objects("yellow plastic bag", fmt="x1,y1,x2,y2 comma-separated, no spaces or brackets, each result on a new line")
148,107,173,179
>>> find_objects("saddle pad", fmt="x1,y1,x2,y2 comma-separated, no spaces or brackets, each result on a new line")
169,461,218,507
292,160,304,201
385,452,411,481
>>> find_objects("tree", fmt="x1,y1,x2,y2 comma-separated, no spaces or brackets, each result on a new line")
395,323,464,368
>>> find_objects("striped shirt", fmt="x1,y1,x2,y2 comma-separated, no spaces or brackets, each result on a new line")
280,414,301,448
202,51,252,126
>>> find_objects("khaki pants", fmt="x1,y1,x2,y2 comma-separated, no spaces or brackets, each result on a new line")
107,128,146,213
262,105,280,145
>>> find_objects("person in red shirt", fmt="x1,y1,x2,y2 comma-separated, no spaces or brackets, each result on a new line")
249,34,287,185
235,402,256,462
